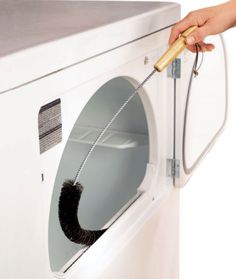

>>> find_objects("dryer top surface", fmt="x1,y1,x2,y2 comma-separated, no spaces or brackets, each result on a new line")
0,1,178,57
0,1,179,93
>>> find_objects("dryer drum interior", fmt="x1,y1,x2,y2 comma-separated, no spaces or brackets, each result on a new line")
48,77,150,272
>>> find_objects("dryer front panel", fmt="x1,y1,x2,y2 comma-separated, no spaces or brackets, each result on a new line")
42,34,175,277
0,27,177,279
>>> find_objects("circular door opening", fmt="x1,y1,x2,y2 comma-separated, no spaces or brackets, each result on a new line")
48,77,150,272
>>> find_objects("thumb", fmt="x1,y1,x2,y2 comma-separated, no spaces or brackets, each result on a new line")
185,26,210,45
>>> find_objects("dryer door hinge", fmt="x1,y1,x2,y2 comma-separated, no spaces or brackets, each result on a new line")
167,158,180,178
167,58,181,79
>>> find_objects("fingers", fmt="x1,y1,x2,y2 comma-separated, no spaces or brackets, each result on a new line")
169,23,211,46
186,42,215,53
169,19,192,45
185,25,211,45
169,12,201,45
169,8,212,46
169,17,214,53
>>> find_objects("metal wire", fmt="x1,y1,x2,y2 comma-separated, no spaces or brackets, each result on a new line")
73,69,157,185
182,43,204,173
193,43,204,76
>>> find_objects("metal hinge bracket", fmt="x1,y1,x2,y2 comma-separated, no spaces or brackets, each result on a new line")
167,158,180,178
167,58,181,79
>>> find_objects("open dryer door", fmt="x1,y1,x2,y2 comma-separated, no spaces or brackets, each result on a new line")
174,35,227,187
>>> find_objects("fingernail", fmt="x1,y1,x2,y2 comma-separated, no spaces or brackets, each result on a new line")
186,36,195,45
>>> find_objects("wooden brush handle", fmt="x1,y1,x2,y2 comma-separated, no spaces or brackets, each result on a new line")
154,26,197,72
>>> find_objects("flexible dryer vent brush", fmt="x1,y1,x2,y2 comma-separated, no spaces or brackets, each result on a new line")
58,26,198,246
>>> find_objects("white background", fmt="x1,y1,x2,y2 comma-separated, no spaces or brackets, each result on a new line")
15,0,235,277
174,1,236,278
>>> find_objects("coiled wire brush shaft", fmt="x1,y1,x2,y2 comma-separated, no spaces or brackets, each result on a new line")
58,69,155,246
58,26,201,246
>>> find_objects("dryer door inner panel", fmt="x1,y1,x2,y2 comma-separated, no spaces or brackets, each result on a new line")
176,35,227,186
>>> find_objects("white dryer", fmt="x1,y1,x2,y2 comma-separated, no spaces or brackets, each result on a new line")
0,1,227,279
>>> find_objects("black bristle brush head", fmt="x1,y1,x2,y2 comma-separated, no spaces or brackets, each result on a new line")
58,179,106,246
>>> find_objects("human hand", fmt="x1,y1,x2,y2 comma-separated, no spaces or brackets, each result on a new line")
169,1,236,52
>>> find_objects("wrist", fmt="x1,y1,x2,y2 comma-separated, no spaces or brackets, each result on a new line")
227,1,236,27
